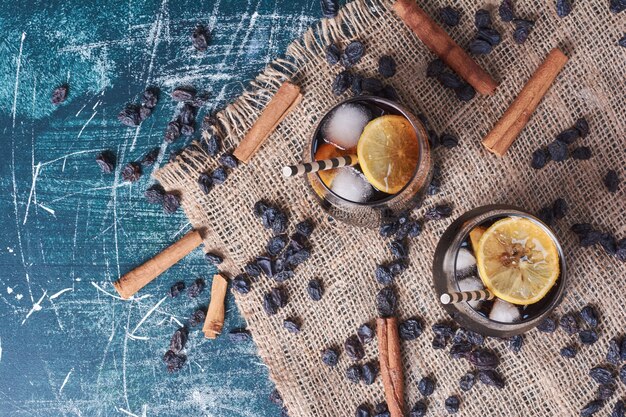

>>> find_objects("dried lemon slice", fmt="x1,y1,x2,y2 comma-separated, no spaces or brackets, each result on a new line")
476,217,560,305
356,115,419,194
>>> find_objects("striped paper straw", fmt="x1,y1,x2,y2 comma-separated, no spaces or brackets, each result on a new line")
282,155,358,178
440,289,495,305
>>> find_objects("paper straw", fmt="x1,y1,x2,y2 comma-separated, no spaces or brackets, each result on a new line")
282,155,358,178
440,289,495,305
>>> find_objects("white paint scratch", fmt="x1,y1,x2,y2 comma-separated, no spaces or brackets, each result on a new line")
170,316,184,327
126,332,149,341
22,162,41,225
37,203,56,216
58,368,73,394
21,290,47,325
117,408,139,417
49,288,73,300
77,111,98,138
12,32,26,128
130,296,167,335
40,149,105,167
130,125,141,151
75,103,87,117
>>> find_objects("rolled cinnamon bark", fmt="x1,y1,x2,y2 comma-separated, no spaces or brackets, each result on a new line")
377,317,404,417
203,274,229,339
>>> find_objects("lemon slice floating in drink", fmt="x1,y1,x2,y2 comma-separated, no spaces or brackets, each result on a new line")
356,115,419,194
475,217,560,306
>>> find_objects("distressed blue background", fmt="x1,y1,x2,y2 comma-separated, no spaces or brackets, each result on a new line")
0,1,324,415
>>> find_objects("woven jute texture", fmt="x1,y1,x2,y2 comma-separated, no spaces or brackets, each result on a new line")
155,0,626,415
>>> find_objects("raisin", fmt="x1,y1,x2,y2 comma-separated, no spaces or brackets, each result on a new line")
205,252,223,265
203,135,221,157
571,146,592,160
432,334,447,349
611,0,626,13
379,221,399,237
285,248,310,267
180,122,195,136
469,38,493,55
294,219,313,238
280,407,289,417
178,103,196,126
187,278,205,298
499,0,514,22
283,318,301,334
96,151,116,173
547,140,568,162
621,338,626,361
267,235,288,256
378,55,397,78
306,279,324,301
358,323,375,344
375,265,393,285
574,117,590,137
418,376,435,396
191,25,210,52
580,230,602,247
449,341,472,359
559,313,579,335
389,239,408,259
468,348,500,369
170,327,188,353
556,0,572,17
189,309,206,327
163,350,186,372
376,286,397,317
325,44,340,65
477,369,505,389
350,75,363,95
537,317,557,332
341,41,365,68
513,19,534,44
613,400,626,417
164,120,181,143
381,85,399,101
139,106,151,121
426,59,445,77
466,330,485,346
232,275,251,294
408,221,423,238
590,366,615,385
556,128,580,144
274,270,294,283
477,28,502,46
424,204,453,221
459,372,475,391
508,334,524,354
256,256,274,277
475,9,492,28
219,153,238,169
118,104,141,127
345,364,362,383
198,173,213,194
345,335,365,361
272,287,288,308
580,400,604,417
361,361,378,385
598,383,616,400
621,365,626,385
580,329,599,345
571,223,593,235
320,0,338,18
140,147,159,167
121,162,142,182
374,402,389,417
211,167,228,184
439,6,461,26
440,133,459,148
51,85,69,105
550,198,567,220
228,328,251,342
560,345,577,358
531,148,551,169
619,34,626,48
355,404,371,417
141,87,159,109
269,389,283,407
399,317,423,340
455,83,476,102
169,281,185,297
617,239,626,262
599,233,617,255
438,72,463,89
321,347,339,367
433,323,456,338
444,396,460,414
263,292,279,315
604,169,620,193
410,400,427,417
580,305,599,328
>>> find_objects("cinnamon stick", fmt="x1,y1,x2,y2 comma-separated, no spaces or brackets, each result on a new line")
482,48,568,156
377,317,404,417
113,230,203,299
393,0,498,95
203,273,229,339
233,81,302,163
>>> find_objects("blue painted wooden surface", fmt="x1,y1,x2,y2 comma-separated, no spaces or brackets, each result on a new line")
0,1,323,415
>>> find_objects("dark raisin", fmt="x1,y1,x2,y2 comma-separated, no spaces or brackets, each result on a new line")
164,120,181,143
355,404,371,417
189,308,206,327
580,305,599,328
459,372,475,391
426,59,445,78
171,86,196,102
361,361,379,385
210,167,228,185
341,41,365,68
285,249,310,267
619,34,626,47
389,239,408,259
444,396,460,414
432,323,456,338
388,259,407,276
140,147,159,167
321,347,339,367
475,9,492,28
424,204,453,221
379,221,399,237
580,230,602,247
455,83,476,102
505,334,523,354
418,376,435,396
599,233,617,255
512,26,530,44
617,239,626,262
180,122,195,136
590,366,615,385
204,252,223,266
376,286,397,318
283,318,301,334
263,292,279,315
432,334,447,349
559,313,579,335
320,0,338,18
266,235,288,257
141,87,159,109
256,256,274,277
537,206,555,226
170,327,188,353
531,148,551,169
162,192,180,214
357,323,375,344
449,341,472,359
232,274,251,294
373,402,389,417
438,72,463,89
410,400,427,417
469,38,493,55
163,350,186,372
51,85,69,105
604,170,620,193
345,335,365,361
620,365,626,385
178,103,196,125
269,389,283,407
96,151,116,173
571,146,592,160
547,140,568,162
571,223,593,235
580,329,599,345
466,330,485,346
573,117,590,137
190,90,210,108
202,135,221,157
362,77,384,93
187,278,205,298
597,383,615,400
325,44,341,65
613,400,626,417
139,106,152,121
121,162,142,182
191,25,210,52
219,153,238,169
345,364,362,383
305,279,323,301
439,6,461,26
197,173,213,194
468,348,500,369
556,0,572,17
611,0,626,13
537,317,557,332
580,400,604,417
169,281,185,297
273,270,294,283
351,75,363,95
440,133,459,148
556,128,580,144
477,28,502,46
378,55,396,78
499,0,514,22
381,85,399,101
550,198,568,221
118,104,141,127
399,317,423,340
477,369,505,389
560,345,577,358
408,221,423,238
621,338,626,361
280,407,289,417
375,265,393,285
228,328,251,342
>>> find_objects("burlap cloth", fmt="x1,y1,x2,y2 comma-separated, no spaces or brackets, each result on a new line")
155,0,626,415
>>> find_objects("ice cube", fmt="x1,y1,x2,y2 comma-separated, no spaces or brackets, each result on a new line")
458,276,484,308
488,299,520,323
330,167,374,203
322,103,372,150
456,248,477,278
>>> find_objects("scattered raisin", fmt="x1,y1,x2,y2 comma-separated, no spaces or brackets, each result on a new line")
590,366,615,385
432,334,448,349
560,345,577,358
198,173,213,194
469,39,493,55
449,341,472,359
559,313,579,335
597,383,615,400
345,335,365,361
118,104,141,127
188,309,206,327
204,135,221,157
437,72,463,89
477,28,502,46
580,400,604,417
163,350,186,372
531,148,551,169
459,372,475,391
556,128,580,144
170,327,188,353
164,120,181,143
475,9,491,28
357,323,375,344
604,169,620,193
361,361,379,385
547,140,568,162
537,317,557,332
345,364,362,383
580,329,599,345
162,192,180,214
341,41,365,68
440,133,459,148
444,396,460,414
454,83,476,102
610,0,626,13
410,400,427,417
399,317,423,340
269,389,283,407
512,19,534,44
228,328,251,342
508,335,524,354
191,25,210,52
580,305,599,328
375,265,393,285
325,44,340,65
321,347,339,367
205,252,223,265
267,234,288,256
418,376,435,396
426,59,445,78
169,281,185,297
556,0,572,17
620,365,626,385
477,369,505,389
232,274,251,294
320,0,338,18
498,0,514,22
96,151,116,173
51,85,69,105
219,153,238,169
439,6,461,26
571,146,592,160
362,77,384,93
211,167,228,184
378,55,396,78
376,286,397,318
468,348,500,369
424,204,453,221
121,162,142,182
141,87,159,109
355,404,371,417
307,279,324,301
283,318,301,334
187,278,205,298
613,400,625,417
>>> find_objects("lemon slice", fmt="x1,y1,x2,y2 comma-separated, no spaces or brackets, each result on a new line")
476,217,560,305
356,115,419,194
